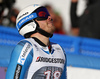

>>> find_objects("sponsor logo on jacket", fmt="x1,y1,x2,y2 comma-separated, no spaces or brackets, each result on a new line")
14,64,22,79
36,56,65,64
17,43,32,65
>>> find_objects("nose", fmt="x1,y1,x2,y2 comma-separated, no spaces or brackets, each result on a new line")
47,16,53,21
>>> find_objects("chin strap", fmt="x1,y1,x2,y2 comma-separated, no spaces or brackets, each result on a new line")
37,27,53,38
35,20,53,38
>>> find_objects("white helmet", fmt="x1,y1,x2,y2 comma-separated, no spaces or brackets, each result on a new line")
16,4,52,38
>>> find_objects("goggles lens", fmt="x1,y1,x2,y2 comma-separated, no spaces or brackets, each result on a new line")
35,7,50,20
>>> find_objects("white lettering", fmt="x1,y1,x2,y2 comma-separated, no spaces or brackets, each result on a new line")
19,15,34,26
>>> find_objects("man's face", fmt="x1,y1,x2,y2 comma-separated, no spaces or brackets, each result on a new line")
36,16,55,34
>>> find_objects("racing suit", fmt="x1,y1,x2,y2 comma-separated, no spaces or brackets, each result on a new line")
6,37,67,79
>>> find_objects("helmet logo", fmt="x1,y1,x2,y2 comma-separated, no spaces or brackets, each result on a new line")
38,11,46,17
18,12,28,20
17,13,37,30
33,4,39,7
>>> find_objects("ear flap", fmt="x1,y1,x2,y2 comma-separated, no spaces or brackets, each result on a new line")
19,21,37,36
30,21,37,31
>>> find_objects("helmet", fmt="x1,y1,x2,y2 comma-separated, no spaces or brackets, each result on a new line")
16,4,53,38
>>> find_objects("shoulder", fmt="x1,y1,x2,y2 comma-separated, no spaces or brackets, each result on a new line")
51,42,65,52
51,42,63,49
17,38,33,46
13,38,33,52
51,42,66,55
12,38,33,60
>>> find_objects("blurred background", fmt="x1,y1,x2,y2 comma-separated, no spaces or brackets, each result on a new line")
0,0,100,79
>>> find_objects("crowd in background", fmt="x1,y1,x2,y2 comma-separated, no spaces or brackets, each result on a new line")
0,0,19,27
0,0,100,39
70,0,100,39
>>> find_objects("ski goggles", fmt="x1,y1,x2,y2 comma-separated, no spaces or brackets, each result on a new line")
34,6,50,21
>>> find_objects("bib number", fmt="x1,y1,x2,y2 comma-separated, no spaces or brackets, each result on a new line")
44,70,61,79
